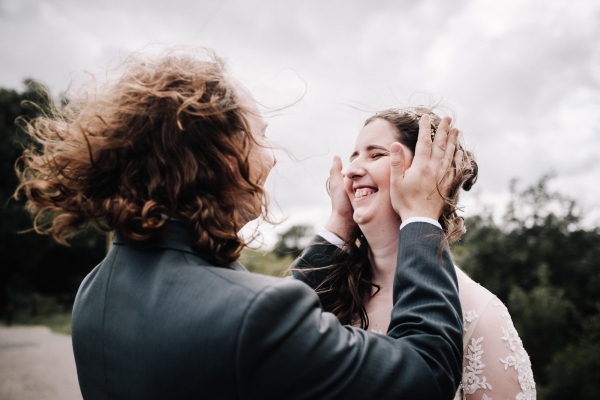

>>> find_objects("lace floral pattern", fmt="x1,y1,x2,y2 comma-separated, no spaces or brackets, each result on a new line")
463,310,479,331
455,272,537,400
463,337,492,395
493,299,537,400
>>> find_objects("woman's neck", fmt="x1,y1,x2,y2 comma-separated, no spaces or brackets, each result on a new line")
360,217,401,289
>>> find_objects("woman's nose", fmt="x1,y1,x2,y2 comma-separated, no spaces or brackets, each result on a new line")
345,159,365,180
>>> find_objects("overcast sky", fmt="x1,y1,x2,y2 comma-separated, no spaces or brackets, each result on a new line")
2,0,600,246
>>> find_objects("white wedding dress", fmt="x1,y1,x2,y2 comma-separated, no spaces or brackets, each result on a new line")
453,266,536,400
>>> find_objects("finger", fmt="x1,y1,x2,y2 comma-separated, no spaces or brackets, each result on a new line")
454,149,464,168
330,155,343,177
390,142,405,186
329,155,345,190
413,114,433,167
440,128,459,173
442,148,463,191
431,116,452,161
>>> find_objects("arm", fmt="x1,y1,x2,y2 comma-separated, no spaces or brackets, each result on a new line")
461,297,536,399
291,234,342,311
237,222,463,400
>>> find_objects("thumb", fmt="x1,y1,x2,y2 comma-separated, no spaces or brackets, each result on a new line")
330,155,344,181
390,142,405,182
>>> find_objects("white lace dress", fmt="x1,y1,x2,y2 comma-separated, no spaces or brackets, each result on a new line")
454,266,536,400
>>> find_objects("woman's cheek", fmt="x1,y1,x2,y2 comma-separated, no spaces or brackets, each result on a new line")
343,177,354,199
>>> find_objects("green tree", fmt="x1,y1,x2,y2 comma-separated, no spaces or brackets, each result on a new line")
0,81,106,322
453,175,600,398
273,224,314,258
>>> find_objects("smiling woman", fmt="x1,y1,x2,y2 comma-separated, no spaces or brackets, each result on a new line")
296,107,478,329
293,106,537,399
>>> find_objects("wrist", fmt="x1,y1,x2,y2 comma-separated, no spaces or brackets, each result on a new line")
396,207,442,222
324,213,356,241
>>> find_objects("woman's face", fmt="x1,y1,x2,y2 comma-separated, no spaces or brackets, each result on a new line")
344,118,413,226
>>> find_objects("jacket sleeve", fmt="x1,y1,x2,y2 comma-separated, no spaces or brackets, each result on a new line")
290,235,342,311
236,222,463,399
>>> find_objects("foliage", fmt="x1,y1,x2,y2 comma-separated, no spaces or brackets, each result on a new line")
7,291,73,335
272,224,314,258
18,312,73,335
0,82,107,323
452,175,600,398
240,248,294,277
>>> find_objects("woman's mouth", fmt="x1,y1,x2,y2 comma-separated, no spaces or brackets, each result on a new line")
355,187,378,198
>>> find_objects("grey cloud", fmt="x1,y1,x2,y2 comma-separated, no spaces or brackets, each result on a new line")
1,0,600,241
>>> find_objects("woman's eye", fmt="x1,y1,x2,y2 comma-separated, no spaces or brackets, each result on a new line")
371,153,385,159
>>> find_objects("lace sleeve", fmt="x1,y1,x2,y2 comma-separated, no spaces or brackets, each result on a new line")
460,297,536,400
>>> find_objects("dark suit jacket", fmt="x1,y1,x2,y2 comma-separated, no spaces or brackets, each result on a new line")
72,220,462,399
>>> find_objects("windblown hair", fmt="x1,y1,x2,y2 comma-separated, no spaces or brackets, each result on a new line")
15,49,272,264
314,107,478,329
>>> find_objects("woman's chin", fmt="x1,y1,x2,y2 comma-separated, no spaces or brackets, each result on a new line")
353,209,401,230
352,212,374,226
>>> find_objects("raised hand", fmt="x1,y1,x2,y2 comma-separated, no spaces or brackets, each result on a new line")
324,155,356,241
389,114,460,222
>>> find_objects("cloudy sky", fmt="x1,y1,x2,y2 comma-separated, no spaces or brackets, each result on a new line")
2,0,600,246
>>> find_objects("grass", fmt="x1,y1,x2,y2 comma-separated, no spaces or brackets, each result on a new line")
239,249,295,277
15,312,73,335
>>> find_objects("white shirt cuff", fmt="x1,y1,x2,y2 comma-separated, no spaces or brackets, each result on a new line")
317,228,345,247
318,218,442,250
400,217,442,231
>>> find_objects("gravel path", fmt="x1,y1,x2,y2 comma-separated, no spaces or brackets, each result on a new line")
0,326,82,400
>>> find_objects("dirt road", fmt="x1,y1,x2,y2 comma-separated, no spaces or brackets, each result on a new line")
0,326,82,400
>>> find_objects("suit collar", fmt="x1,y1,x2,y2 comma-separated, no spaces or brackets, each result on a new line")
113,219,247,272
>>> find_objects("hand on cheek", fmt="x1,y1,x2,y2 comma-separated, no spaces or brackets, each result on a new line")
389,115,458,221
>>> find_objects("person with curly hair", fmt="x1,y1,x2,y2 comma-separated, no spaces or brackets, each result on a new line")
293,108,536,400
17,49,465,399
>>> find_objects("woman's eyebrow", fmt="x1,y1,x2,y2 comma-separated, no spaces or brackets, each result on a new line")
349,145,390,161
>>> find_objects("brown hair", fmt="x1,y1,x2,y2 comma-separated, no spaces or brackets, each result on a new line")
15,48,272,264
315,107,478,329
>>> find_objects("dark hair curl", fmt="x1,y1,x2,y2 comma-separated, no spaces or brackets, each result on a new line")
15,48,272,264
313,107,478,329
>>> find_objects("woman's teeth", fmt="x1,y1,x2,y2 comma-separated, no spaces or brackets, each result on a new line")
355,188,377,198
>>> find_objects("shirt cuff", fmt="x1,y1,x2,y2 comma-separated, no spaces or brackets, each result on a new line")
317,228,345,248
400,217,442,231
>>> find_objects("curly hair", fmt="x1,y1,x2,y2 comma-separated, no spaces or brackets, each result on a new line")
15,48,272,264
313,107,478,329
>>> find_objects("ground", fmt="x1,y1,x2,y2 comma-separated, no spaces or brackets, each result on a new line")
0,326,82,400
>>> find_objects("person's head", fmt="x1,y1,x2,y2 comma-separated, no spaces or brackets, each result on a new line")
345,107,478,242
16,48,276,264
311,107,477,329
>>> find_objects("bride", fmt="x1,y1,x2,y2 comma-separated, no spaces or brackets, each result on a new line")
293,107,537,400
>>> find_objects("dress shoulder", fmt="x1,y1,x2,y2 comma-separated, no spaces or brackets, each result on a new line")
454,266,536,400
